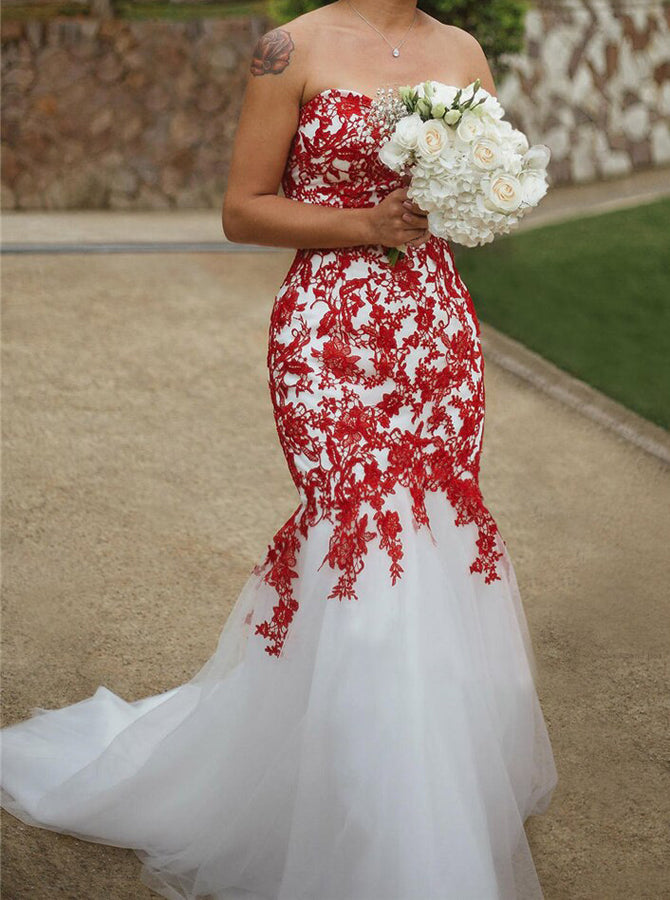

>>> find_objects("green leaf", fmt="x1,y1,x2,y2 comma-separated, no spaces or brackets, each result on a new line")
386,247,406,266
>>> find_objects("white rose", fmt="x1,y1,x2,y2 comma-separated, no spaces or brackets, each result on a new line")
456,110,484,143
510,128,529,154
480,117,513,140
416,119,449,157
432,83,460,108
471,136,504,170
379,139,409,173
523,143,551,170
519,170,548,205
486,172,523,212
476,91,505,120
394,113,423,151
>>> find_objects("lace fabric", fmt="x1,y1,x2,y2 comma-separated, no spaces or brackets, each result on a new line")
253,89,503,657
0,85,557,900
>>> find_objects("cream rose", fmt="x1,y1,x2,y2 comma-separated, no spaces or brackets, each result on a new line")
417,119,450,157
487,173,523,212
471,137,504,170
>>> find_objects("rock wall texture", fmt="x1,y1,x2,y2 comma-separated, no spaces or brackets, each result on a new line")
1,1,669,210
1,17,265,210
498,0,670,184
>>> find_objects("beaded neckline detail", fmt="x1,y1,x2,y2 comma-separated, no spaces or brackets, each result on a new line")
299,83,475,119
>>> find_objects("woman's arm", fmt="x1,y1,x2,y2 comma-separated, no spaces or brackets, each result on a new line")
221,25,429,250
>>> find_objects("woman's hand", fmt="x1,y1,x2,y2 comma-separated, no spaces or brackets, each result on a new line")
366,186,431,250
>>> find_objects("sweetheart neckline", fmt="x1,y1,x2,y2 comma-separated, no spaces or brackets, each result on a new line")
299,88,373,115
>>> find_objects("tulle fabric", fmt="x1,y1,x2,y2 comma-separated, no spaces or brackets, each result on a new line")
0,483,557,900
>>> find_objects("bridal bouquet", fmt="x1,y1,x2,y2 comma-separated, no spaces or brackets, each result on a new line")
372,79,551,265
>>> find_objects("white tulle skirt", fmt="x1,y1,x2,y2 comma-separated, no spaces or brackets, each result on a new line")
1,484,557,900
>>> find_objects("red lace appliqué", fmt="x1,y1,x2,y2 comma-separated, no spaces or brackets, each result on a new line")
253,90,503,657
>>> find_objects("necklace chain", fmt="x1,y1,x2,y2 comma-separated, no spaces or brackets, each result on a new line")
346,0,417,58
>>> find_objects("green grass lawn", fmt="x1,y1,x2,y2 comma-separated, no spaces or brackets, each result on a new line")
452,197,670,430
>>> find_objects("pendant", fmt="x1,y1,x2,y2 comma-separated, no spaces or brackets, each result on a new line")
392,48,400,57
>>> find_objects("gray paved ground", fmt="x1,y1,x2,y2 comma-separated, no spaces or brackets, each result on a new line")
2,168,669,898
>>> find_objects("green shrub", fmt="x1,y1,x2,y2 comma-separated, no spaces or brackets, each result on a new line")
266,0,529,78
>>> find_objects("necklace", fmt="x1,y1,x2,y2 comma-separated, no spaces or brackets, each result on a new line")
346,0,417,58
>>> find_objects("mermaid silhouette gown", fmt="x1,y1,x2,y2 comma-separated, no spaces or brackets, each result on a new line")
0,87,558,899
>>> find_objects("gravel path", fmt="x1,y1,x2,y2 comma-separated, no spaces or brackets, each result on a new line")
1,244,668,898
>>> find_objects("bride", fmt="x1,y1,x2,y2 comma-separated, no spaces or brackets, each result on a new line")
1,1,558,898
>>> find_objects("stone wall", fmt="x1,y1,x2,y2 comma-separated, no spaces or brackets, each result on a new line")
1,16,266,210
497,0,670,183
1,1,669,210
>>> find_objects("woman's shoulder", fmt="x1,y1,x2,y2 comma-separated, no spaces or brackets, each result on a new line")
418,12,492,83
419,11,485,51
249,4,355,92
248,10,322,84
249,5,334,78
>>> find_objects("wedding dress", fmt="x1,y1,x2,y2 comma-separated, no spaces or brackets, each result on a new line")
0,86,558,900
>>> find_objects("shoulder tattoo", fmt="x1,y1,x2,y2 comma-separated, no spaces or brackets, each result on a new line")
250,28,295,76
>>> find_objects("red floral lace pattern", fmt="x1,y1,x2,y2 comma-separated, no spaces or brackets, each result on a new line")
253,90,504,658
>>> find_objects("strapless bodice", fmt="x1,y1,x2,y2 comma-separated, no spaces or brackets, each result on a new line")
281,88,405,210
